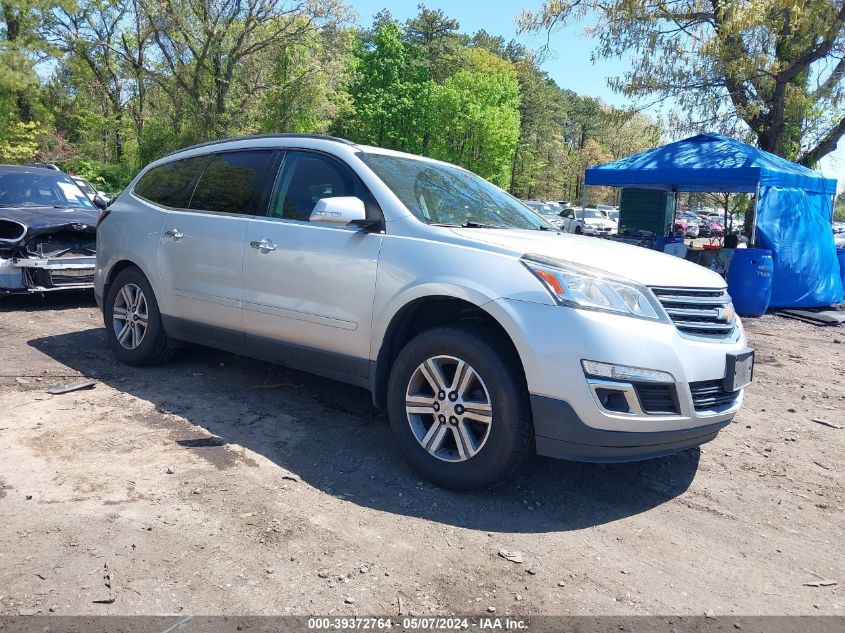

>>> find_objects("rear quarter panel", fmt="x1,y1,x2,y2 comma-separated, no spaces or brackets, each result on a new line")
96,193,167,310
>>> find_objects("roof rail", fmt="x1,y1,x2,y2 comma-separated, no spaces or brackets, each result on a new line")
161,133,358,158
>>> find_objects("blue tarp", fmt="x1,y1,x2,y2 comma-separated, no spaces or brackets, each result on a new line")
584,133,841,308
756,188,843,308
585,133,837,194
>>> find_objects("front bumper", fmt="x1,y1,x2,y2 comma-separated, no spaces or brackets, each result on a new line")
531,395,730,462
0,256,96,294
583,225,617,237
484,298,747,460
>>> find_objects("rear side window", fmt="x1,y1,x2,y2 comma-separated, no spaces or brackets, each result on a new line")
189,151,274,215
134,155,211,208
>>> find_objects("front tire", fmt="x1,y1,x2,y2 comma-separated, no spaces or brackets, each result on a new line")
387,325,533,490
104,266,173,366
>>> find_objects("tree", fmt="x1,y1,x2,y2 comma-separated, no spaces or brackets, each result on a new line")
338,21,436,152
258,26,355,134
0,120,38,162
135,0,349,140
404,4,466,82
428,47,521,186
46,0,134,162
508,60,573,198
835,191,845,222
520,0,845,166
1,0,57,122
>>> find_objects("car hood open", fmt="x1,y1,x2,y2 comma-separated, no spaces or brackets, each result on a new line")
449,228,725,289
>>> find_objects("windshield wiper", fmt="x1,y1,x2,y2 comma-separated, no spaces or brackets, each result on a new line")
429,221,506,229
459,221,508,229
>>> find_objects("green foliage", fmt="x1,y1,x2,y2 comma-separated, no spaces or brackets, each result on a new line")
62,157,134,194
4,1,664,200
339,21,437,153
427,48,521,185
521,0,845,168
835,192,845,222
0,120,39,163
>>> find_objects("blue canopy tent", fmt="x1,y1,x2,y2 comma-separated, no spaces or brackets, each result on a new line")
584,133,841,308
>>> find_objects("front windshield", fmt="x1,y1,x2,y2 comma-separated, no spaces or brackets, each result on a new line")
74,178,96,196
578,209,604,219
0,171,95,209
359,152,553,230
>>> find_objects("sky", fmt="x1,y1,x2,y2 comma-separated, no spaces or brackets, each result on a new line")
352,0,844,193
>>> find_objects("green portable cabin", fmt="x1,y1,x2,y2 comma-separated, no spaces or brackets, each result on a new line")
618,188,674,236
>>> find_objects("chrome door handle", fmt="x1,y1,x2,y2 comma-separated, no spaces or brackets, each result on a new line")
250,239,277,251
164,228,184,239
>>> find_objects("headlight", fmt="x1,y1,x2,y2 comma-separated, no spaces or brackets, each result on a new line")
522,255,666,321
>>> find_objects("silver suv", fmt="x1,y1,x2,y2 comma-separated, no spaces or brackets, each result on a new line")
95,134,753,490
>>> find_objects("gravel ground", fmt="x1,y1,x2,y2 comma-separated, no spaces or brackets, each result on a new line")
0,292,842,616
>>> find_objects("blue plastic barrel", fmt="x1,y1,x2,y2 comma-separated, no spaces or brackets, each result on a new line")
726,248,773,317
837,248,845,302
654,236,683,252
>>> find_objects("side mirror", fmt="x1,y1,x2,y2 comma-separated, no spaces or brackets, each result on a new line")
92,195,109,210
310,196,366,226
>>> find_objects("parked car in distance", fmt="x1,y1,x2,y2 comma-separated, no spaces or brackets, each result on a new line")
523,200,565,229
71,175,111,206
676,212,701,238
698,212,725,236
0,165,104,294
596,204,618,218
561,207,618,236
95,134,753,490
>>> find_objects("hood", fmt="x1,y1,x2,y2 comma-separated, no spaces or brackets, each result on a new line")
582,217,615,227
449,228,725,288
0,206,98,243
0,205,99,230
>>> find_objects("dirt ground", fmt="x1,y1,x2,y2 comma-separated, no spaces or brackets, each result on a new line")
0,291,842,617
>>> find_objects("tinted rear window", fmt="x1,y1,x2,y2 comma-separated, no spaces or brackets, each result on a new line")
134,155,211,208
189,151,274,214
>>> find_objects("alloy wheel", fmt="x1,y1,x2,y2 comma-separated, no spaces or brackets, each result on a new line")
405,355,493,462
112,283,149,350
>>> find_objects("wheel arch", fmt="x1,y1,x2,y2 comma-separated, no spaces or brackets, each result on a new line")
372,295,527,409
103,259,160,307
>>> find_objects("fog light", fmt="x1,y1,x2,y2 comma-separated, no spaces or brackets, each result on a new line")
594,388,632,413
582,360,674,383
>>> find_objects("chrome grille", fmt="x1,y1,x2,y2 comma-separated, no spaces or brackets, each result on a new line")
650,286,735,339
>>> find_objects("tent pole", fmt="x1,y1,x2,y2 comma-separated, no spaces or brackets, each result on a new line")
673,190,678,237
581,183,588,209
751,184,761,247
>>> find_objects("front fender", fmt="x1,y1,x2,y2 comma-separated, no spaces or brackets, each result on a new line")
369,235,554,359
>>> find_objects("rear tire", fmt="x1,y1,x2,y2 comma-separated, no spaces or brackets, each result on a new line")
104,267,173,366
387,325,533,490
